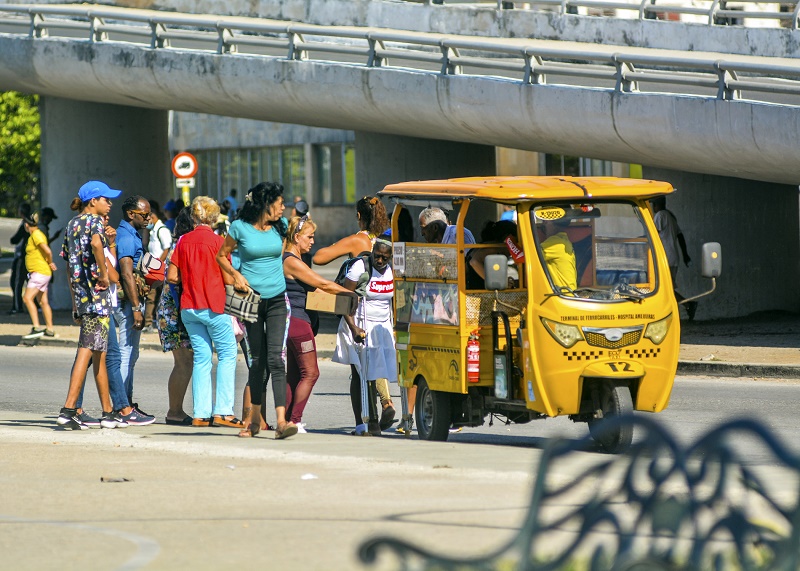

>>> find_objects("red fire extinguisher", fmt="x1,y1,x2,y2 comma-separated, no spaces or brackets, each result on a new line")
467,330,480,383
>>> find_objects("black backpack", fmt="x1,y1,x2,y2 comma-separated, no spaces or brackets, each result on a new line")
334,253,372,296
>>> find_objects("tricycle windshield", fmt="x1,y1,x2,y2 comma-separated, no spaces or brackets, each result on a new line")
532,202,658,301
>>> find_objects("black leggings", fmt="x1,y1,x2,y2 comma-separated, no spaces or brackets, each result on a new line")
350,365,378,425
245,293,289,408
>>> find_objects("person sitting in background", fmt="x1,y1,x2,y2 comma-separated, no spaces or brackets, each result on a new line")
21,214,57,339
283,215,356,432
418,207,476,246
466,220,518,289
538,218,577,291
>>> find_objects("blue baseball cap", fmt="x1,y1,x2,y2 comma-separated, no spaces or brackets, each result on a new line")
78,180,122,202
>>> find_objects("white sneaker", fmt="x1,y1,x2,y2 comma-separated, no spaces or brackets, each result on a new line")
296,423,307,434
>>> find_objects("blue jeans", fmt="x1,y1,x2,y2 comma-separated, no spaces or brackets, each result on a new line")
181,308,237,419
106,313,131,410
112,301,142,404
76,313,129,411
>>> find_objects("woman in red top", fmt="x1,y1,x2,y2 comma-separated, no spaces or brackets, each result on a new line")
167,196,242,428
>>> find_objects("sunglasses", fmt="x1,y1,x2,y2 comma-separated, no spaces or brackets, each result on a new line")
296,214,308,234
130,209,151,218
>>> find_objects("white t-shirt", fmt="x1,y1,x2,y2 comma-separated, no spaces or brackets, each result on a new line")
104,247,118,308
148,219,173,259
654,209,681,268
346,258,394,323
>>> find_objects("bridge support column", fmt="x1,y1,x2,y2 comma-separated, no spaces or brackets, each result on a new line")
354,132,495,196
40,97,170,310
643,167,800,320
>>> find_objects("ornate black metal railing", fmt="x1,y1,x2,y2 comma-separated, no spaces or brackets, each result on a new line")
360,416,800,570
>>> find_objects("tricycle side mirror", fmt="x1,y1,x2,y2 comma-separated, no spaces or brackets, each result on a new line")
701,242,722,278
484,254,508,290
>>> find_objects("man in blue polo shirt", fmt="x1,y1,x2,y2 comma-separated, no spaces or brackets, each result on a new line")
109,195,155,424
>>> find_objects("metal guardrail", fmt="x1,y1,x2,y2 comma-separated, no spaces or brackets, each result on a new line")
0,4,799,104
411,0,800,29
361,416,800,570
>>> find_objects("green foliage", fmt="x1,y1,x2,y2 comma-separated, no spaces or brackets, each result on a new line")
0,92,40,217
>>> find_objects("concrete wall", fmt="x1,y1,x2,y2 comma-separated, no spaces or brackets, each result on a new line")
643,166,800,319
3,0,797,58
41,97,170,309
354,132,496,196
2,39,798,186
170,112,353,151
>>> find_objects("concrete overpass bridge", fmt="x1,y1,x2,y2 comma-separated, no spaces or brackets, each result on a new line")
0,2,798,318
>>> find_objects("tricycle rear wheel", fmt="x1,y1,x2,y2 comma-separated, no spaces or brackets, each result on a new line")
415,377,452,442
588,383,634,454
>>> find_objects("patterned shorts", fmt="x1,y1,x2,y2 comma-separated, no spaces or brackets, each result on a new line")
78,314,110,351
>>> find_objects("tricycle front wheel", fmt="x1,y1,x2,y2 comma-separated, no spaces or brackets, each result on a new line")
587,383,634,454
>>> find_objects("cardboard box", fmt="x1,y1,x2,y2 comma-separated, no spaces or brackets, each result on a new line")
305,290,357,316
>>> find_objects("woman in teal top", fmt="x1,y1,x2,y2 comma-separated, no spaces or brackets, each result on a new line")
217,182,297,440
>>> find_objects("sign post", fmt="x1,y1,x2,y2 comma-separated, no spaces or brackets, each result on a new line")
171,152,198,205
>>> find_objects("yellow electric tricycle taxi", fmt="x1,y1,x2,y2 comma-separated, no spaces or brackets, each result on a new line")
381,176,721,453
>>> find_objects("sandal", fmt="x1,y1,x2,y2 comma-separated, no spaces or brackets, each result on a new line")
275,422,298,440
191,418,211,427
165,415,192,426
379,404,396,430
213,416,245,428
238,423,260,438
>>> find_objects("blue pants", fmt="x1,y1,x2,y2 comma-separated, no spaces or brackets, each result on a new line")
112,301,142,404
181,308,237,419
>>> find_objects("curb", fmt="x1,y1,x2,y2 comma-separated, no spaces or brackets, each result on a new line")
24,338,800,379
677,360,800,379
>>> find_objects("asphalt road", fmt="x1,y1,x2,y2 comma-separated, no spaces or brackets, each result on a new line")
4,344,800,463
2,344,800,569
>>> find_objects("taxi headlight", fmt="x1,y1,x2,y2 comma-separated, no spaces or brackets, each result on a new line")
644,314,673,345
541,317,584,349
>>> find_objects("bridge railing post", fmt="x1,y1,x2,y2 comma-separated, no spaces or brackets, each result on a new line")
792,2,800,30
715,62,740,100
614,56,638,93
216,26,237,54
149,21,169,49
440,44,461,75
89,16,107,43
28,12,47,39
367,37,386,68
523,51,546,85
287,30,307,61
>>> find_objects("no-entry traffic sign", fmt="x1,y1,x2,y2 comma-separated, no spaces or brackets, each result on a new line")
172,152,198,179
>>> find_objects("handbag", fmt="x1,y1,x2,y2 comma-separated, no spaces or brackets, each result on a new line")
137,252,166,286
224,284,260,323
